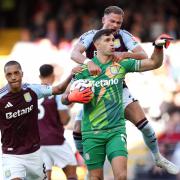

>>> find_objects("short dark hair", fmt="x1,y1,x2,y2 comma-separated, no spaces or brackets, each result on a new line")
104,6,124,16
4,60,22,72
39,64,54,77
93,29,114,43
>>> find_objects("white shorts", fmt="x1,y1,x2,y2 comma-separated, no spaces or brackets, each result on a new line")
2,149,46,180
75,107,83,121
122,87,137,109
40,141,77,171
75,87,137,121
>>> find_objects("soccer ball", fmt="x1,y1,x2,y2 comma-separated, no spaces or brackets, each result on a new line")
70,79,94,92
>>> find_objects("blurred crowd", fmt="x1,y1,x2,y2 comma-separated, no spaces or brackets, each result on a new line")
128,46,180,179
0,0,180,46
134,90,180,180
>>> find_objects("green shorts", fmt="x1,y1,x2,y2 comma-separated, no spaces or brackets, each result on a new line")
82,127,127,170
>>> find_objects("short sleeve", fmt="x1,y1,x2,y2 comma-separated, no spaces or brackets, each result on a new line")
27,84,52,99
74,65,90,80
120,30,140,51
120,58,141,73
78,30,97,49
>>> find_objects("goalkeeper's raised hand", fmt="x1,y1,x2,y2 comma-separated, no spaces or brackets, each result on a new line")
153,34,174,49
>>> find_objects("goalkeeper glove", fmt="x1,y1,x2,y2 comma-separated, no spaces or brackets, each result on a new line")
153,34,173,49
68,87,93,104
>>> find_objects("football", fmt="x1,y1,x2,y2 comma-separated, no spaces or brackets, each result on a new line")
70,79,94,92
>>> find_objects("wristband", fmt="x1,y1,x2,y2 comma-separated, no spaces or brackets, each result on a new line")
154,45,163,49
83,58,92,65
152,42,163,49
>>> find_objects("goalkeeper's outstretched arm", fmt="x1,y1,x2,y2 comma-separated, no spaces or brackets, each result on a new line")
138,34,173,72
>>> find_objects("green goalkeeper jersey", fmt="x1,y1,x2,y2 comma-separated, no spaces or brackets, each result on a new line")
74,56,141,133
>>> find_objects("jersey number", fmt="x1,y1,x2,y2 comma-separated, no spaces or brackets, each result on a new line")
38,98,45,120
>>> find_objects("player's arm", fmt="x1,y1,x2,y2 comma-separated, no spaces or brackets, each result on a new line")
138,34,173,72
52,66,82,95
56,95,70,125
114,30,148,61
114,45,148,61
52,74,73,95
29,66,84,98
138,48,163,72
58,110,70,125
71,42,88,64
129,45,148,59
71,33,101,75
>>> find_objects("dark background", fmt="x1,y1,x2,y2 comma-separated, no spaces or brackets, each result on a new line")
0,0,179,44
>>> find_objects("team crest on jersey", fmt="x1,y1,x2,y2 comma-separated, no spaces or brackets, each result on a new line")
110,65,120,75
114,39,121,48
24,92,32,102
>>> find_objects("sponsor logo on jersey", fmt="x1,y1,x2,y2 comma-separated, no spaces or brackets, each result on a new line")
92,78,119,88
114,39,121,48
24,92,32,102
5,102,13,108
6,105,34,119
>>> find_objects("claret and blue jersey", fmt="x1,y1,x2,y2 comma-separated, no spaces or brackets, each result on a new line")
0,83,52,155
79,29,139,59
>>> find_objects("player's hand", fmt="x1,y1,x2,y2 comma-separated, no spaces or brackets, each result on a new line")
68,88,93,104
112,52,128,62
71,66,83,74
87,61,101,76
153,34,174,49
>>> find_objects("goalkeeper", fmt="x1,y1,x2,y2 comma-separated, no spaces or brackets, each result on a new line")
62,29,177,179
